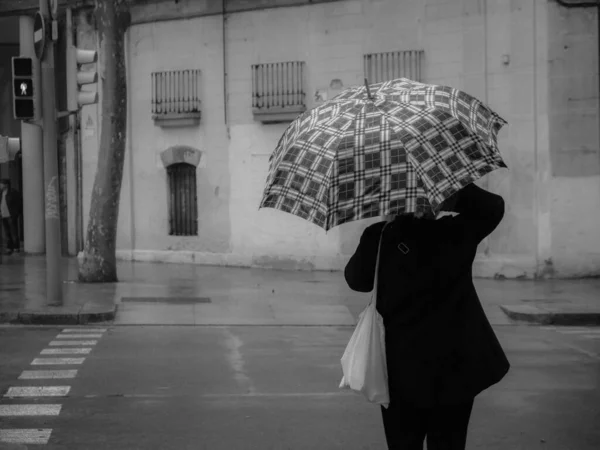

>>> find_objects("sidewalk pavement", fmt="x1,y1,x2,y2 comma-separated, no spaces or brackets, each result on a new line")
1,255,599,326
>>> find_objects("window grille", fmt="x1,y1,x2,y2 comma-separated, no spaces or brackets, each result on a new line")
252,61,306,116
151,69,201,116
364,50,424,84
167,163,198,236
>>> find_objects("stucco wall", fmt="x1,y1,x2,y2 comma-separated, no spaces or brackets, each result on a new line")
547,3,600,277
77,0,600,277
116,15,230,256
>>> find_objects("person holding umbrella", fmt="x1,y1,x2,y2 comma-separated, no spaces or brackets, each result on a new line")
344,182,509,449
260,78,510,450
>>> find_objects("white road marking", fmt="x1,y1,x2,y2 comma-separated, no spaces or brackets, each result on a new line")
62,328,106,333
83,392,354,399
561,329,600,334
32,357,85,365
41,348,92,355
0,404,62,416
5,386,71,397
0,429,52,444
542,327,600,338
56,334,103,339
49,340,97,346
19,369,78,379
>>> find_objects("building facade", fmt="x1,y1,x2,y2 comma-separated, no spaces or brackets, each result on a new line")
2,0,599,278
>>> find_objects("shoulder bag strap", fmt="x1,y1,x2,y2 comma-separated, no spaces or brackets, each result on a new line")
372,222,389,303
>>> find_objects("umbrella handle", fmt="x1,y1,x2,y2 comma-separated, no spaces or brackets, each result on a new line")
364,78,373,100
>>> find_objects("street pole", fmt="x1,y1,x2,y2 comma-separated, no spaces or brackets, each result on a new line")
40,0,63,306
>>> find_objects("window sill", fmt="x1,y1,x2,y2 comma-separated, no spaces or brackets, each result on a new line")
153,112,202,128
253,106,305,124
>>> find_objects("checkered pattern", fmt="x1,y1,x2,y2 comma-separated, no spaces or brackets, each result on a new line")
259,78,508,231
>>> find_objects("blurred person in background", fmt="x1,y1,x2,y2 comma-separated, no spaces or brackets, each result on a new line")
0,178,22,255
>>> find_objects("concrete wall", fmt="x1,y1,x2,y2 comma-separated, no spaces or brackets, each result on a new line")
546,3,600,277
76,0,600,277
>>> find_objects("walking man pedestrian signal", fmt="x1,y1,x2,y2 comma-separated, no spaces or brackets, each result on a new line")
11,57,38,121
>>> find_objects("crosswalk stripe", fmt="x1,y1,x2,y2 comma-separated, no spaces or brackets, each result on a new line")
49,340,97,346
0,404,62,416
0,429,52,444
62,328,106,333
56,334,103,339
19,370,78,379
41,348,92,355
32,357,85,365
5,386,71,397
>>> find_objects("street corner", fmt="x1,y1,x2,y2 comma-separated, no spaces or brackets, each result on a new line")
78,303,118,325
0,303,118,326
16,305,82,325
0,311,19,324
500,304,600,326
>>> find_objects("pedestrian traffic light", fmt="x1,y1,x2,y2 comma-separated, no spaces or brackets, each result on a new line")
12,57,38,121
67,45,98,110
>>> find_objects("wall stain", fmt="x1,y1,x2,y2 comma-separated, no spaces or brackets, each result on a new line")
222,328,256,394
536,258,556,280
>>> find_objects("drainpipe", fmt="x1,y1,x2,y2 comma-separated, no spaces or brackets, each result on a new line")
126,25,136,254
482,0,489,107
222,0,229,138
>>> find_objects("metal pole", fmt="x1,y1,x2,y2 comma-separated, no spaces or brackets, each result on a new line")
40,0,63,306
20,15,45,255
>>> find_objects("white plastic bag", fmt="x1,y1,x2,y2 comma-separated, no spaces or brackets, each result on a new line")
339,223,390,408
339,301,389,408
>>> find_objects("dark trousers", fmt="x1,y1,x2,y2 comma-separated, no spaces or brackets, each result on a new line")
381,398,474,450
1,216,20,251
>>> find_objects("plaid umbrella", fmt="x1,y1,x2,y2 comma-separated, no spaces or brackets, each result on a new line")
259,78,508,231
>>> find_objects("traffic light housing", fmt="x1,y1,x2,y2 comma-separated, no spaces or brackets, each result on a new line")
67,45,98,110
12,57,39,121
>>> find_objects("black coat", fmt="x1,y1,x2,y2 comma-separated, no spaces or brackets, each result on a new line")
2,188,22,217
344,183,510,408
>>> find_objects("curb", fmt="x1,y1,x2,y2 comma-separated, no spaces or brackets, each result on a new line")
500,305,600,326
0,305,118,325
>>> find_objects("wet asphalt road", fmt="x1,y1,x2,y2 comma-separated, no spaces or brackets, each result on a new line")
0,323,599,450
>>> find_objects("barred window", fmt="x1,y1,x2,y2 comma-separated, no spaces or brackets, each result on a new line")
252,61,306,121
167,163,198,236
364,50,424,83
151,69,201,116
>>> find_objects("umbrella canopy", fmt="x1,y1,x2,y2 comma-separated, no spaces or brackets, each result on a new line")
259,78,507,231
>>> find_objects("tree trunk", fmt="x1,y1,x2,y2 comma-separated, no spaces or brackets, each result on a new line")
78,0,130,283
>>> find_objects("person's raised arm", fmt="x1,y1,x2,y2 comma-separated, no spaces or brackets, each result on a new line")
442,183,505,244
